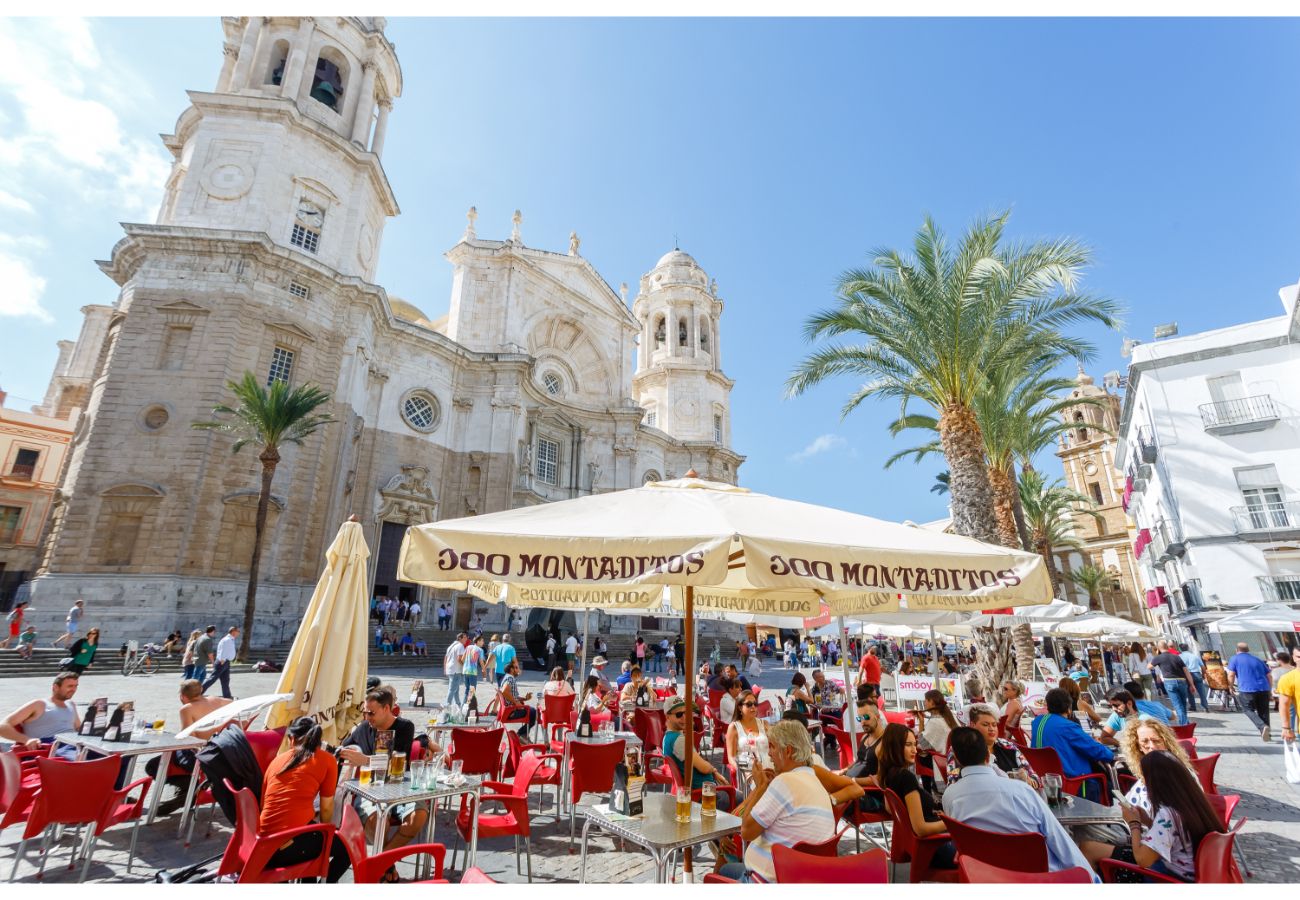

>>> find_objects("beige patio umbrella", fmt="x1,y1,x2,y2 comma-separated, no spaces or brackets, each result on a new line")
399,473,1050,844
265,517,372,744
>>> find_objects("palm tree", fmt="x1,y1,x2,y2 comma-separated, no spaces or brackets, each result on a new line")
1018,469,1103,598
1067,563,1117,612
787,211,1121,547
193,372,335,660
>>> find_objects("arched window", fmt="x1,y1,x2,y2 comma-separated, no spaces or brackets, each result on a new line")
642,469,662,485
310,48,348,111
1074,410,1088,443
698,315,710,351
678,317,688,347
265,39,289,86
653,315,665,349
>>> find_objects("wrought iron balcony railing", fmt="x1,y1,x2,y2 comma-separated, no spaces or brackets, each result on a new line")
1199,395,1280,434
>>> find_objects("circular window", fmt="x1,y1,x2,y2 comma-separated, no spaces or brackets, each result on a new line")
642,470,662,485
139,404,170,432
542,372,563,396
400,391,441,433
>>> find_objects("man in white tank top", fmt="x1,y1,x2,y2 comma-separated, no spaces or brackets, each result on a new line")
1,671,81,749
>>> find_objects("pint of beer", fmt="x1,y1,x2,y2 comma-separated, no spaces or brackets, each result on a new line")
675,788,692,824
359,766,373,787
388,751,407,783
700,781,717,817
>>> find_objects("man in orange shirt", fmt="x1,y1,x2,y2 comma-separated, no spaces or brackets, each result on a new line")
858,644,882,693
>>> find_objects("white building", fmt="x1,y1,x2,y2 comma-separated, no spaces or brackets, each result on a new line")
1117,279,1300,653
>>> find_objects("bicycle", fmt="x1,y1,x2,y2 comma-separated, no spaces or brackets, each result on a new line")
121,640,159,676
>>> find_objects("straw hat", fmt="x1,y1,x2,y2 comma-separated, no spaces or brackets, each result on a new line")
593,656,608,666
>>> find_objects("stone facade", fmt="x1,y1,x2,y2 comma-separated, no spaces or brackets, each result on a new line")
24,16,744,646
1052,369,1148,624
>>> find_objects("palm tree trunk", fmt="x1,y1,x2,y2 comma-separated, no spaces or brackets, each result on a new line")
241,446,279,661
1035,536,1062,598
938,403,999,544
1011,482,1033,553
987,464,1022,550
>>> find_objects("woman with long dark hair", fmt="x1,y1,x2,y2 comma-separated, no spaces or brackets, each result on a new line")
65,628,100,674
786,672,813,716
259,717,351,882
874,723,955,867
918,689,957,752
1122,750,1225,881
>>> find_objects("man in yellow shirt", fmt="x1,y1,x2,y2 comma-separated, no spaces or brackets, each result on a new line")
1278,656,1298,743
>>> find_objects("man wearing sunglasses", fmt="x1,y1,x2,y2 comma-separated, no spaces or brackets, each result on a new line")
1099,685,1170,747
661,696,732,810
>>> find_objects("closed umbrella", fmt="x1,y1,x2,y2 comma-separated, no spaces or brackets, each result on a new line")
398,473,1050,875
265,518,372,744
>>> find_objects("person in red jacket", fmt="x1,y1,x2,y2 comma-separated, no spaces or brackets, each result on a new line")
857,643,882,692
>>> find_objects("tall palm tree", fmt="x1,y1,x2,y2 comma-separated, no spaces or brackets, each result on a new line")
1018,468,1103,598
1067,563,1115,612
193,372,334,660
787,211,1121,547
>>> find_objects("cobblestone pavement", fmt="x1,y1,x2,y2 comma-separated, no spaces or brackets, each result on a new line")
2,658,1297,882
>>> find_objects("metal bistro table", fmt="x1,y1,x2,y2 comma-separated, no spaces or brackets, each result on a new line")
561,730,641,815
579,802,742,883
1050,792,1125,827
53,730,204,826
340,773,483,878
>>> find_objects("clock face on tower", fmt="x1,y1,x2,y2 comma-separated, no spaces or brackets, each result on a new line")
296,202,324,227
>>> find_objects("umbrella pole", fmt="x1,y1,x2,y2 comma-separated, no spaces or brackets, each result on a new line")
683,585,695,881
930,625,939,689
839,616,857,749
581,609,590,686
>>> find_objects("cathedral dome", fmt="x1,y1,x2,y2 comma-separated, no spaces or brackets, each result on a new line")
655,249,699,270
389,296,434,328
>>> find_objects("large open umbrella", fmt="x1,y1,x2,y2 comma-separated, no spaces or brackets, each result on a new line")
1208,602,1300,634
1044,613,1159,640
265,518,372,744
398,473,1050,871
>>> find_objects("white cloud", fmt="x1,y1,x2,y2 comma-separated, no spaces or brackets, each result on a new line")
0,248,52,322
789,433,848,462
0,189,33,214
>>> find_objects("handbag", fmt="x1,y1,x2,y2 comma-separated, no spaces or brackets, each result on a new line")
1285,739,1300,785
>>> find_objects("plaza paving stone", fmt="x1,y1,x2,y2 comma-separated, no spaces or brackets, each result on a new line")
2,657,1296,882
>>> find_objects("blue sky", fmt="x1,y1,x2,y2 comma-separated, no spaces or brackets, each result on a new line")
2,17,1299,523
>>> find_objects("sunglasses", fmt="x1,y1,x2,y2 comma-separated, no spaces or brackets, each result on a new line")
668,711,685,718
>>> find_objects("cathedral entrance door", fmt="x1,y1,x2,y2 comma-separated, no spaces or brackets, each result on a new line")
373,521,419,607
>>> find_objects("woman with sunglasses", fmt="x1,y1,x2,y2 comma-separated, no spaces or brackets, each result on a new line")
65,628,101,674
726,691,771,773
999,680,1025,733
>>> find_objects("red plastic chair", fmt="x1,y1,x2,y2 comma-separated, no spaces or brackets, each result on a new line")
838,785,892,855
938,815,1048,873
703,873,738,883
773,845,888,883
1207,794,1251,877
883,710,916,729
79,766,154,881
217,783,335,883
632,707,667,752
567,739,625,849
1170,722,1197,740
503,729,562,814
1018,745,1110,805
790,829,843,856
824,724,856,770
1191,753,1220,794
542,693,576,745
756,699,776,718
882,787,957,883
961,857,1092,883
337,801,446,884
451,750,546,880
8,756,122,882
707,688,725,711
0,750,40,834
245,729,287,773
1177,737,1198,759
1100,819,1245,883
460,867,498,883
448,726,505,781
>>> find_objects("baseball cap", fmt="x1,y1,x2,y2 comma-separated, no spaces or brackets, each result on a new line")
663,696,688,715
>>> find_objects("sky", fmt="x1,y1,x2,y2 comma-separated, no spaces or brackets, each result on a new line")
1,16,1299,525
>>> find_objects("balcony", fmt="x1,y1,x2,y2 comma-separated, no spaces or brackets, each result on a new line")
1231,501,1300,541
5,464,34,481
1199,395,1280,435
1257,575,1300,603
1136,425,1158,464
1152,518,1186,563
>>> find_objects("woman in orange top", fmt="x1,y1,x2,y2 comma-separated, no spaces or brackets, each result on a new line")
259,717,350,882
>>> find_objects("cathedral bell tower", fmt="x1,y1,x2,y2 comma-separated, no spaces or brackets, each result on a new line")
632,250,734,447
156,16,401,281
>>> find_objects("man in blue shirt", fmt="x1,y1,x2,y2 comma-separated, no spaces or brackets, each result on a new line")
1031,688,1113,801
1178,643,1210,712
1099,686,1169,746
1226,642,1273,742
942,727,1099,880
491,635,517,687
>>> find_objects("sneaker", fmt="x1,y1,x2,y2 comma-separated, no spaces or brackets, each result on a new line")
1261,726,1271,742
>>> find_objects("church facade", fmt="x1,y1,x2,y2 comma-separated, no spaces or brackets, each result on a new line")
26,16,743,645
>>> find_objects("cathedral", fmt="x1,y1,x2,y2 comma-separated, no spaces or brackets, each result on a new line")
25,16,743,645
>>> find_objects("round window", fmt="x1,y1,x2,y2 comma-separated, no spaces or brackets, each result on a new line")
400,391,440,433
542,372,563,396
140,405,170,431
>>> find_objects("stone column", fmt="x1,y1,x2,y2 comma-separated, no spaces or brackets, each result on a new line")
351,63,377,146
371,99,392,157
280,18,316,100
217,42,239,92
228,16,263,93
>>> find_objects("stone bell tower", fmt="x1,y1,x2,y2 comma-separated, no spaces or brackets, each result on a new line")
157,16,401,281
632,249,735,447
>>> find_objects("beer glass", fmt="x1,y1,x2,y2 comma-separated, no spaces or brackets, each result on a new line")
388,751,407,783
153,717,166,732
359,765,373,787
1043,773,1063,805
451,759,464,781
700,781,717,817
675,788,692,824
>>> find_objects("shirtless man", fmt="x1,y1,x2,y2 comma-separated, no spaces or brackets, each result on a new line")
0,671,82,750
146,679,231,814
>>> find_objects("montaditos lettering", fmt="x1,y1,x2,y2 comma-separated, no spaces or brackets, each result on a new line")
691,592,811,615
767,554,1023,592
515,587,658,608
436,546,707,581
